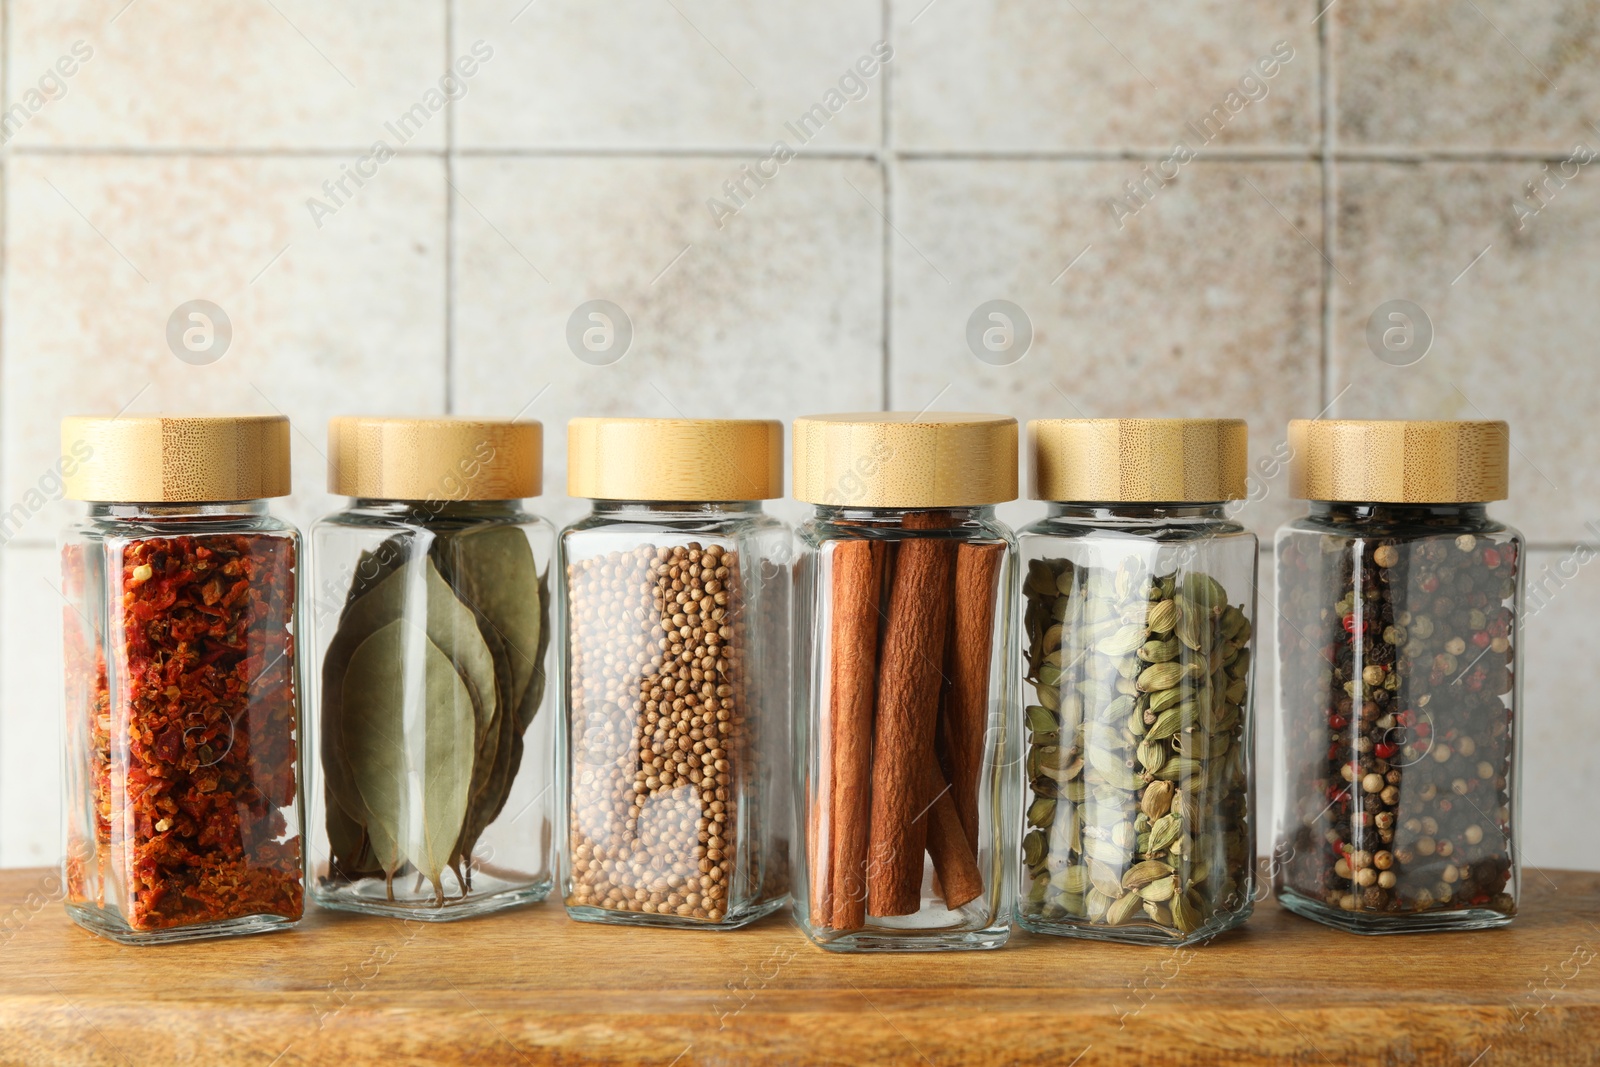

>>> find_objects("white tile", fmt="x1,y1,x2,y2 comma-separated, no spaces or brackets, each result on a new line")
1520,547,1600,872
891,159,1323,542
1336,0,1600,151
0,547,64,867
1,154,448,537
894,0,1317,151
454,0,885,149
1328,163,1600,544
8,0,448,149
451,155,885,530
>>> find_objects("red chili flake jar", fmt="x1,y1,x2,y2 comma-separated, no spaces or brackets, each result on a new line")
60,415,304,943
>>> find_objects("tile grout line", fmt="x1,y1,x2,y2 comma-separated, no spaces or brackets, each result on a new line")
0,0,8,854
444,0,456,414
1318,0,1337,412
880,0,893,410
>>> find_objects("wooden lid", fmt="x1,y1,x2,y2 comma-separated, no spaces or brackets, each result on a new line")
329,417,542,500
1288,419,1510,503
567,418,783,501
62,415,291,502
792,412,1018,507
1029,418,1248,502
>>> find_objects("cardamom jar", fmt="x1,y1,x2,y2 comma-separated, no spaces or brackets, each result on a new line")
560,418,791,929
793,412,1018,953
309,418,556,919
1016,419,1258,945
1274,420,1522,933
59,416,305,944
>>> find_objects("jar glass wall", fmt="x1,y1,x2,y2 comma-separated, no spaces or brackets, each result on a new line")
560,500,791,928
795,505,1017,952
309,500,557,918
1274,503,1522,931
308,417,555,920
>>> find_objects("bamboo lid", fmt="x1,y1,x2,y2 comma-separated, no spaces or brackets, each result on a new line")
1288,419,1509,503
329,417,542,500
567,418,783,501
1029,418,1248,502
792,412,1018,508
62,415,291,502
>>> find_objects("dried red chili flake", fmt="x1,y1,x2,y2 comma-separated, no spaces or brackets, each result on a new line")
76,533,303,931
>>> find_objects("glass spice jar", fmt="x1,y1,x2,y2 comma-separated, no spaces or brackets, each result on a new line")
1274,419,1522,933
59,415,305,944
793,412,1018,952
309,418,556,919
560,418,791,929
1015,419,1258,945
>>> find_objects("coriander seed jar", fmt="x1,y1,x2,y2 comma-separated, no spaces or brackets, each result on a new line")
793,413,1018,953
560,418,791,929
59,416,305,944
1016,419,1258,945
309,418,556,919
1274,420,1522,933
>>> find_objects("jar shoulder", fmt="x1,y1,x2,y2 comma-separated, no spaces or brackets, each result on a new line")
1277,513,1521,541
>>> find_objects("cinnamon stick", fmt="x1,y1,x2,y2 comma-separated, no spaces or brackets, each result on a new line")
866,533,955,917
822,538,886,930
922,762,983,910
939,541,1005,851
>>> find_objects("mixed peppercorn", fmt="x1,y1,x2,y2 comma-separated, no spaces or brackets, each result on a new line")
1278,516,1517,921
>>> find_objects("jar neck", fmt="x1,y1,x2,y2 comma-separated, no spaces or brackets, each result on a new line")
1045,502,1230,522
588,500,766,519
814,504,995,527
347,498,523,522
1308,502,1491,524
90,500,272,521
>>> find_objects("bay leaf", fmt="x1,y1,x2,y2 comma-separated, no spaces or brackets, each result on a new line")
342,618,478,903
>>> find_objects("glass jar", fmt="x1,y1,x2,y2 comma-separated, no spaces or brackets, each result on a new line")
309,418,556,919
792,412,1018,952
1015,419,1257,945
59,415,304,944
1274,419,1522,933
560,418,790,929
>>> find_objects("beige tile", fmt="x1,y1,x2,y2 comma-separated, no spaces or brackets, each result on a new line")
1514,547,1600,871
0,547,63,867
450,156,884,530
454,0,884,149
1336,0,1600,151
1,154,448,536
894,0,1317,151
1326,163,1599,543
890,160,1323,540
8,0,448,149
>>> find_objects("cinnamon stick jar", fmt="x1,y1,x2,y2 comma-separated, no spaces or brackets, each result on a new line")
1017,419,1257,946
59,416,304,944
793,412,1018,952
559,418,791,929
1274,420,1522,933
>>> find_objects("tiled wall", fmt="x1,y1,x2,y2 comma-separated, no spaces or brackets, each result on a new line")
1,1,1595,876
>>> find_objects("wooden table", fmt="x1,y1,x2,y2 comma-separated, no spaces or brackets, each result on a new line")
0,867,1596,1066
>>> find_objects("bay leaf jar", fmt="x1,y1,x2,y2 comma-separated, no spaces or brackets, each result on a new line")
1274,420,1522,933
309,417,555,919
793,412,1018,952
1017,419,1257,945
561,418,791,929
59,415,304,944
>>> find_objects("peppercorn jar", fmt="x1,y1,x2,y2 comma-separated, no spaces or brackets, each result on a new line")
309,417,555,919
793,412,1018,953
560,418,791,929
58,415,304,944
1274,419,1522,933
1014,419,1258,945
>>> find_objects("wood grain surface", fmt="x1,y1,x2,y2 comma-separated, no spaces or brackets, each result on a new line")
0,867,1596,1066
